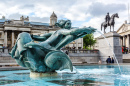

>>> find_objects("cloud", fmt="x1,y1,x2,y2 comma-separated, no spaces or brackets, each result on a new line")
64,0,91,21
8,13,49,23
8,13,22,20
82,17,103,30
0,0,129,38
30,16,49,23
88,2,126,16
19,4,34,9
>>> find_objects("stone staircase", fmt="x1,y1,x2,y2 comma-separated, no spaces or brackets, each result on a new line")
0,56,16,63
123,53,130,63
0,56,18,67
123,59,130,63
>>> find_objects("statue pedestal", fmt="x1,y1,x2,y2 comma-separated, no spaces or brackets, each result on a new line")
30,72,57,78
96,31,122,63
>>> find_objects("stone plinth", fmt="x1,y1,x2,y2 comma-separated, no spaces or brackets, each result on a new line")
96,31,122,63
30,72,57,78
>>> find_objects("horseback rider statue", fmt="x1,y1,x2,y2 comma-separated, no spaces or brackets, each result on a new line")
105,12,110,26
101,12,119,33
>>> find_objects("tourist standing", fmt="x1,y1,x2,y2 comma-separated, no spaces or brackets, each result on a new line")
2,45,5,52
111,57,114,63
126,48,128,54
65,50,68,55
106,56,111,63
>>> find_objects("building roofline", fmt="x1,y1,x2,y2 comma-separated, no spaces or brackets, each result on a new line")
117,24,125,32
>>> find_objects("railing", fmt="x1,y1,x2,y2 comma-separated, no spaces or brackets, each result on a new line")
61,49,99,54
0,48,99,55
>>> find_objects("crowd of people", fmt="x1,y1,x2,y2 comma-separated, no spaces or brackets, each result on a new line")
122,47,128,54
106,56,114,63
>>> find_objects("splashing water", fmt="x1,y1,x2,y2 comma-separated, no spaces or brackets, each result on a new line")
96,30,122,75
73,66,80,74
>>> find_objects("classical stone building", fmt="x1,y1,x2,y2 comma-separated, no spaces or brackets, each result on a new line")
0,12,83,49
117,20,130,52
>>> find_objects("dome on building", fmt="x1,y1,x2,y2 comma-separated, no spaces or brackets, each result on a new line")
50,12,57,18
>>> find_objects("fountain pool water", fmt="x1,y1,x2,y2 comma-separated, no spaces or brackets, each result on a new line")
0,65,130,86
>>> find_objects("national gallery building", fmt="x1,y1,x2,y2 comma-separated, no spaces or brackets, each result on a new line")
0,12,83,49
117,21,130,52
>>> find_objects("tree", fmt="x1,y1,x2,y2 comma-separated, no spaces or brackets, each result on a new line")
83,34,96,49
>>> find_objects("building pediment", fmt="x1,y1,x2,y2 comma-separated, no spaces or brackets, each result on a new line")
117,24,130,34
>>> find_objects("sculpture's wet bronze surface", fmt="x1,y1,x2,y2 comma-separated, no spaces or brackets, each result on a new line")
10,20,96,73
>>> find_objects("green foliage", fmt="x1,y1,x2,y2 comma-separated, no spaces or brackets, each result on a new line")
83,34,96,49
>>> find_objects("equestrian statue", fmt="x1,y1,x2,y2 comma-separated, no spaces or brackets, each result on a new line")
101,12,119,33
9,19,96,73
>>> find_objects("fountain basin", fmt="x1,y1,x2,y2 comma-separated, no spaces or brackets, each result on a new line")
30,72,57,78
0,65,130,86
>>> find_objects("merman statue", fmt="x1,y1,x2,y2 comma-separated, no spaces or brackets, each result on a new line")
10,19,96,74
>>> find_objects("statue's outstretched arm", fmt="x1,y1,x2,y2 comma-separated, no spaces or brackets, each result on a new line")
54,27,96,50
70,27,95,35
31,32,54,41
60,27,96,36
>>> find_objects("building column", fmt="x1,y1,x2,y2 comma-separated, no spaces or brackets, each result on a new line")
122,37,123,46
12,31,14,47
120,37,122,46
4,31,7,47
121,37,123,47
128,35,130,53
81,38,83,49
76,40,78,49
123,35,126,46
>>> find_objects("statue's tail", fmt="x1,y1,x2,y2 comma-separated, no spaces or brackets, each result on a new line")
44,51,73,72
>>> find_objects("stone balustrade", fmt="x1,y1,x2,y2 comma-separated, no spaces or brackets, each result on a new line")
0,48,100,64
62,49,100,64
62,49,99,54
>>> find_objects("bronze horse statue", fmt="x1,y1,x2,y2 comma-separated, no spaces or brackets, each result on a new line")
101,13,119,33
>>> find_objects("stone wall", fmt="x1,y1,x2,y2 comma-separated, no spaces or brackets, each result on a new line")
69,53,99,64
62,49,100,64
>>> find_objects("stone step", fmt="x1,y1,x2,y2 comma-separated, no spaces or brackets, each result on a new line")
0,56,16,63
0,63,19,67
123,59,130,63
0,60,16,63
0,57,13,60
123,54,130,59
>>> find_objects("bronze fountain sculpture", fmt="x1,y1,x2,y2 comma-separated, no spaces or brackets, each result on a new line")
9,19,96,77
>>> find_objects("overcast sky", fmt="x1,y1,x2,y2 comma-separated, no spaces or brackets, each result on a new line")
0,0,129,37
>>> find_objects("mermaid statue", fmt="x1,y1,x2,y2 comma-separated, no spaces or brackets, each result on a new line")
9,19,96,74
